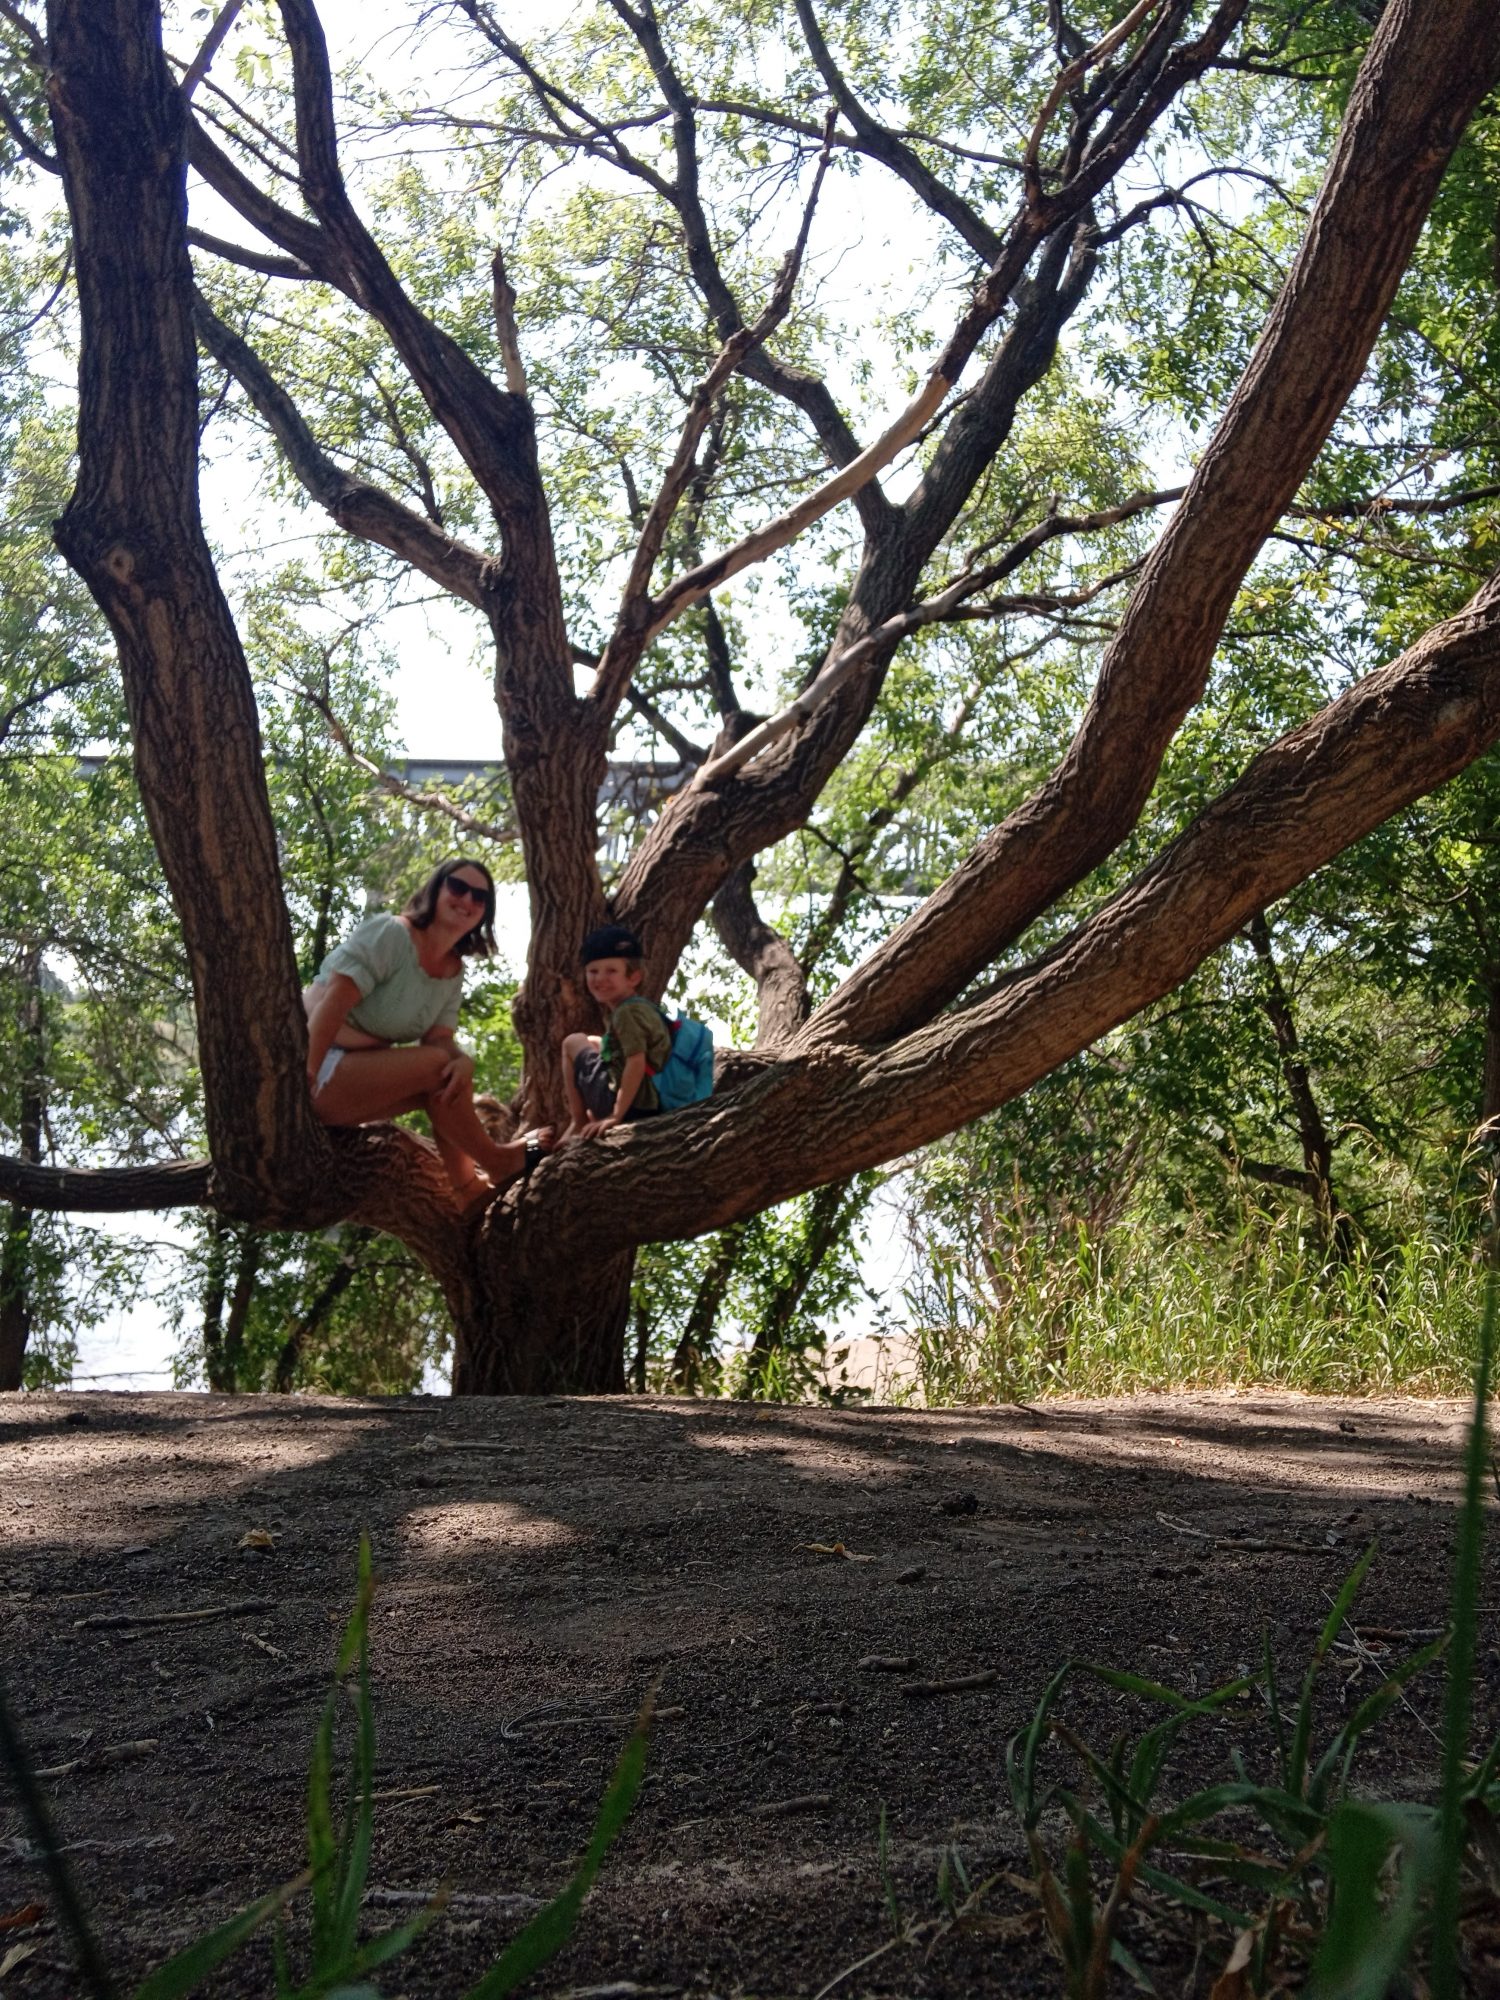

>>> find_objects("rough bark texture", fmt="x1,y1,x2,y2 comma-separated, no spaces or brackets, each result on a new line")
807,0,1500,1051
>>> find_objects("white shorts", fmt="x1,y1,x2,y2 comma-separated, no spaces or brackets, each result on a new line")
314,1047,345,1094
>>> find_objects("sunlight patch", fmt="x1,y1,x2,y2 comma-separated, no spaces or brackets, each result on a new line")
400,1501,578,1556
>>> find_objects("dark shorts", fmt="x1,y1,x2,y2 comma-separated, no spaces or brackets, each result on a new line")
573,1047,658,1122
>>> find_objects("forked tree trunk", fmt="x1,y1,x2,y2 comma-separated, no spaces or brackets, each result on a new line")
29,0,1500,1401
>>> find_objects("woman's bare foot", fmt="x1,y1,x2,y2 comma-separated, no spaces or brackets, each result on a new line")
452,1170,496,1217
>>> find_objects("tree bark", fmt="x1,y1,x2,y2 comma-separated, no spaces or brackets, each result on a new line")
749,1179,859,1372
28,0,1500,1399
274,1230,369,1391
671,1223,749,1389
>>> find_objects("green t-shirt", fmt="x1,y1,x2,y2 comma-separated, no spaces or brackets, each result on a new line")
602,997,673,1113
318,913,462,1042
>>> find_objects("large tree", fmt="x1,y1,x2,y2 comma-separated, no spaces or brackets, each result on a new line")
7,0,1500,1393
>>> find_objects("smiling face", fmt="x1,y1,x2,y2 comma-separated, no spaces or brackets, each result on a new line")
440,868,491,927
584,955,643,1010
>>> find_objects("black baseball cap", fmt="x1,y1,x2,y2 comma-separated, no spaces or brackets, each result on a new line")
580,923,644,964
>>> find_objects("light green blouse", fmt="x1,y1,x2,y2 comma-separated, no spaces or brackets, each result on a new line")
318,914,462,1042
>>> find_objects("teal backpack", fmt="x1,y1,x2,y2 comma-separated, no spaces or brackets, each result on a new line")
652,1007,715,1111
611,998,713,1110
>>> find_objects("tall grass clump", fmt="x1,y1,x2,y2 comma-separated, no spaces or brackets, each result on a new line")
903,1198,1480,1404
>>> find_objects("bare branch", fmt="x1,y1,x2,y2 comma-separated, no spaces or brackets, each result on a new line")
295,680,516,846
1024,0,1165,196
692,489,1173,787
491,245,527,396
181,0,246,101
581,0,889,530
186,225,312,280
194,294,496,609
0,84,56,171
625,687,707,766
0,0,43,64
590,108,838,718
792,0,1001,262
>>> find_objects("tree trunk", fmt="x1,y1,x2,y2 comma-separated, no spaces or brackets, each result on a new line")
275,1229,369,1390
450,1211,632,1394
1246,911,1355,1262
749,1179,859,1370
671,1222,749,1389
0,948,43,1391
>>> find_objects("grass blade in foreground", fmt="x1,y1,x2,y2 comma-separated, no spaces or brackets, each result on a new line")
132,1871,311,2000
0,1681,116,2000
1431,1266,1497,1999
460,1694,653,2000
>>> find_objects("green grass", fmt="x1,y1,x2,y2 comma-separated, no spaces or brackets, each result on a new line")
904,1211,1481,1404
997,1272,1500,1998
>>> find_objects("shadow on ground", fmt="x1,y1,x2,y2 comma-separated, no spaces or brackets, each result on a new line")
0,1388,1492,1996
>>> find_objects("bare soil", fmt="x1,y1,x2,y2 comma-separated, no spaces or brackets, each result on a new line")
2,1389,1496,1997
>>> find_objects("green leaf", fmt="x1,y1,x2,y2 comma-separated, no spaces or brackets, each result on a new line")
133,1871,311,2000
1308,1799,1437,2000
459,1700,650,2000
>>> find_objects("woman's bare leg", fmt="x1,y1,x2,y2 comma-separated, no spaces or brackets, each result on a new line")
425,1087,535,1186
312,1046,543,1195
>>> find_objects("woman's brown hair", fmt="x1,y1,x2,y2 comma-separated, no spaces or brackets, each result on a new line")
403,858,498,958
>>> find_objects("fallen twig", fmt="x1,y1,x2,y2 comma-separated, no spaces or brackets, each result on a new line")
33,1738,157,1780
748,1793,833,1817
858,1654,918,1673
901,1671,999,1698
74,1599,271,1631
410,1434,522,1455
364,1886,540,1916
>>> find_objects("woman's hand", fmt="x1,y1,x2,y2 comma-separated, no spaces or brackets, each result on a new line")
435,1048,476,1105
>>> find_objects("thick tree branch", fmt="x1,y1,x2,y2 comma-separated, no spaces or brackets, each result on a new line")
808,0,1500,1051
0,1155,213,1211
48,0,336,1221
272,0,550,544
540,565,1500,1247
712,863,809,1050
186,225,311,279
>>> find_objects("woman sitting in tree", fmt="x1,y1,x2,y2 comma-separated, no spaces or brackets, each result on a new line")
304,858,545,1205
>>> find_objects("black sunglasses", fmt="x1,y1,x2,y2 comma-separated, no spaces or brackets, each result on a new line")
444,876,489,904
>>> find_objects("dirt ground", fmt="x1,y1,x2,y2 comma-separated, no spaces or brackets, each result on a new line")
1,1388,1495,1997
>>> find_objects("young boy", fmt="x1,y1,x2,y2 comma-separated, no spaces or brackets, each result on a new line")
561,924,673,1142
